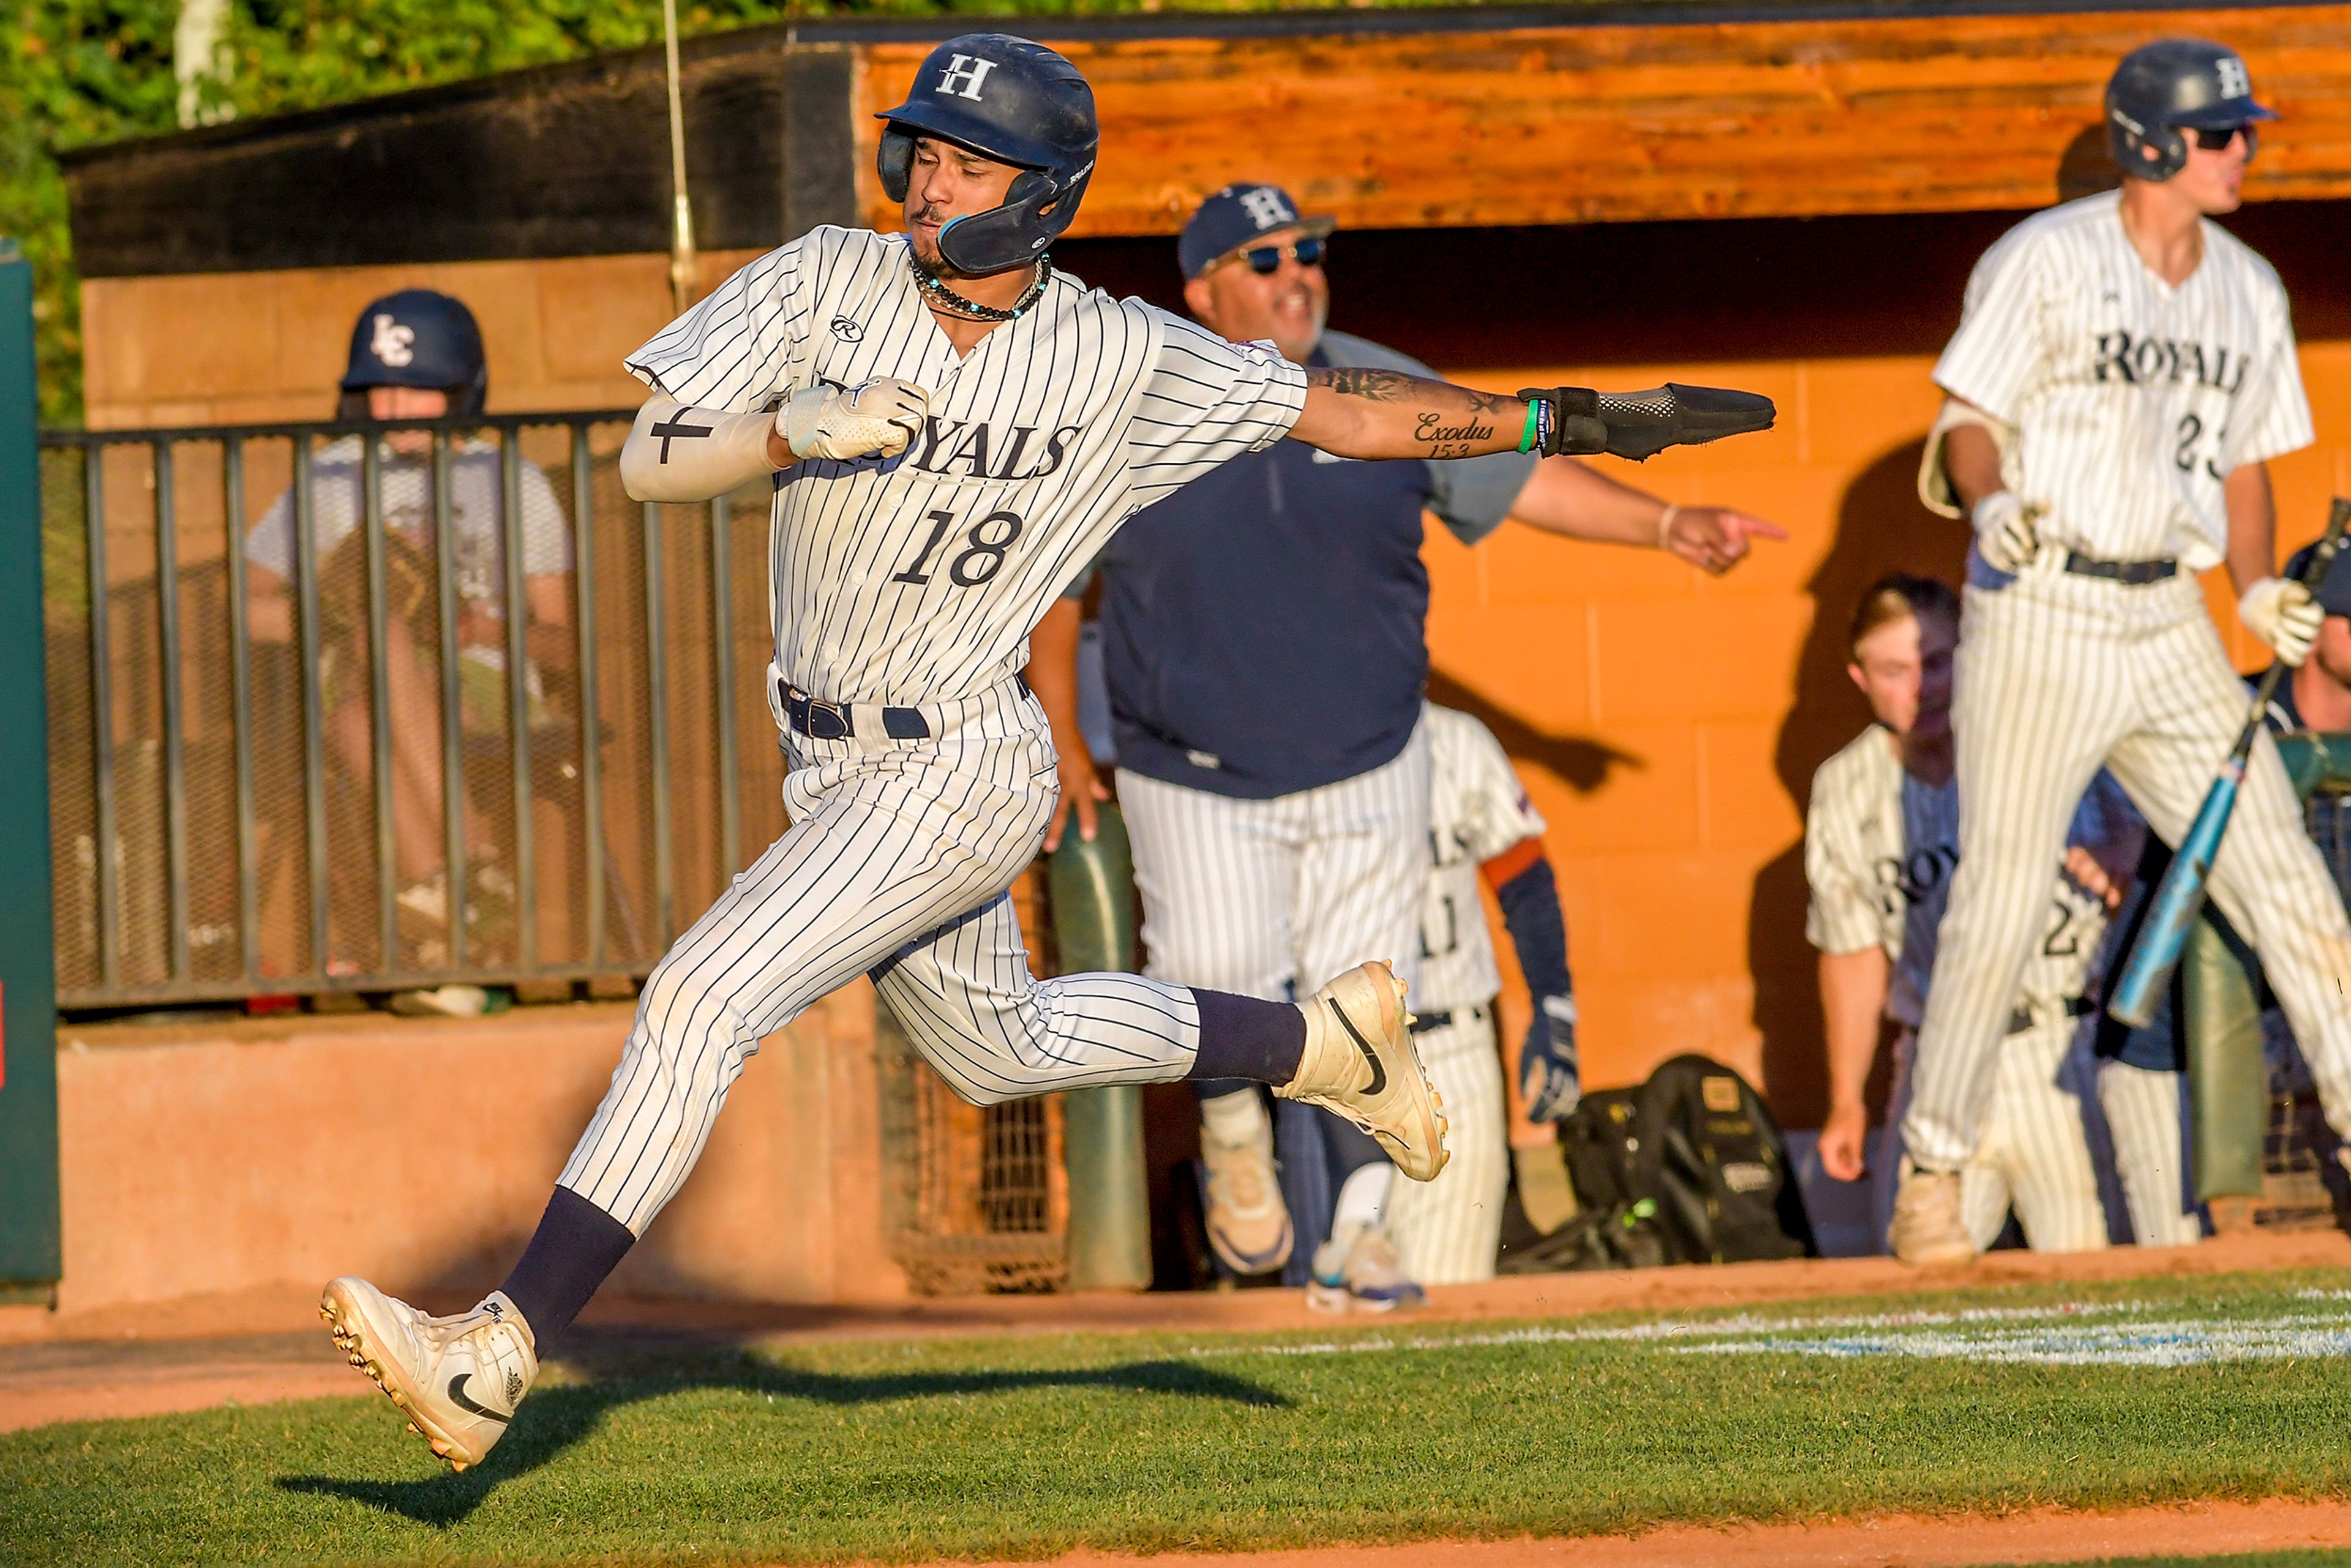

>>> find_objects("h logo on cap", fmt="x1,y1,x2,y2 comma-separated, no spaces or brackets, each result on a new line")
938,54,997,102
369,314,416,368
1238,187,1296,231
2215,54,2251,100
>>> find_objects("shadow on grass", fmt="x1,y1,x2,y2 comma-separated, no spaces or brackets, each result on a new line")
277,1345,1286,1528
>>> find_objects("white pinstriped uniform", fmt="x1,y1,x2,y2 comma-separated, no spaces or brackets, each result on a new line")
1907,191,2351,1179
1386,706,1547,1284
1119,723,1431,1011
558,226,1308,1231
1808,728,2167,1250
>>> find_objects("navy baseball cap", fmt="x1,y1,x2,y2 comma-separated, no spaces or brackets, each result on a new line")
2285,541,2351,620
1178,184,1336,279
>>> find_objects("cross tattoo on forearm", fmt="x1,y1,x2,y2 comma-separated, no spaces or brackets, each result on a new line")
649,413,713,462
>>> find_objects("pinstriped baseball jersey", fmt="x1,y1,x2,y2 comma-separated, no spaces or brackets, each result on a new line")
1934,190,2313,570
1806,727,2129,1027
1419,705,1546,1012
626,225,1308,705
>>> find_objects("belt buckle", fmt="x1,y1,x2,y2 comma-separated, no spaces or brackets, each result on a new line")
804,700,850,741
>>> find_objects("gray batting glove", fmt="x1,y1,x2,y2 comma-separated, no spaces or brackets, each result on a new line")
1971,490,2040,574
781,377,929,462
2241,576,2325,667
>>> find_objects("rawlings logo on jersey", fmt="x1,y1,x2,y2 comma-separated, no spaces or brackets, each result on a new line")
906,417,1086,481
2092,331,2251,394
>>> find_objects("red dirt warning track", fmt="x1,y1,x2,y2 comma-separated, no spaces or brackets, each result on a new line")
943,1498,2351,1568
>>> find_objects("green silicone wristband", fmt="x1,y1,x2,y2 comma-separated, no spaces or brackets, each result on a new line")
1518,399,1541,454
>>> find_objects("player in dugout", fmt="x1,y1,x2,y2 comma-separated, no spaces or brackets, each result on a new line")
1028,182,1784,1308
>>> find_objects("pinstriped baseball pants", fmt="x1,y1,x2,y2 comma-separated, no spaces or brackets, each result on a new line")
1385,1005,1509,1282
1905,556,2351,1171
2098,1061,2202,1247
1118,723,1432,1010
560,685,1199,1233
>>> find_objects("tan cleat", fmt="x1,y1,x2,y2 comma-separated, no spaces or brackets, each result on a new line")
1277,961,1449,1182
1201,1117,1294,1277
321,1277,538,1471
1889,1158,1977,1267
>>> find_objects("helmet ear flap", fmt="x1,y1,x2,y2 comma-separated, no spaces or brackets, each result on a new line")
878,129,915,204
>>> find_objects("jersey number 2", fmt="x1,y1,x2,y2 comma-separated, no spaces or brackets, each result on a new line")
891,508,1026,587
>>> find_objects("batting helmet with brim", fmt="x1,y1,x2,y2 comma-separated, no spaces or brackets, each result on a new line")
340,289,488,416
2106,39,2276,183
876,34,1098,277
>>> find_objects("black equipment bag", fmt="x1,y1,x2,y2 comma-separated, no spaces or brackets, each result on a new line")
1632,1054,1817,1264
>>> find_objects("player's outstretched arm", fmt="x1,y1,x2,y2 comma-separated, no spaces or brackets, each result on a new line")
620,380,930,503
1291,370,1774,465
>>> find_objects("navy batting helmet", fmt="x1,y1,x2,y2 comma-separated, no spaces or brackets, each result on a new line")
876,34,1098,276
340,289,488,416
2105,40,2276,182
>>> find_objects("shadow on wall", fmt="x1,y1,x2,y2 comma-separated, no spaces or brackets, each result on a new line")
1752,438,1971,1129
1427,669,1642,795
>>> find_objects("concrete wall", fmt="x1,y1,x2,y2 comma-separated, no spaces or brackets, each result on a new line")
13,989,900,1324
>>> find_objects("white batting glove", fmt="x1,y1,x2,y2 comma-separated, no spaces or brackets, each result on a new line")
2240,576,2325,667
780,378,928,462
1971,490,2040,574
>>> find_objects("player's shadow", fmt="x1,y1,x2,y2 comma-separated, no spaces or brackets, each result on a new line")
275,1340,1284,1529
1752,438,1970,1127
1427,669,1640,793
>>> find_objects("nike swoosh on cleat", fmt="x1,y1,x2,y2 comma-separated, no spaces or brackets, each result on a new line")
1327,1000,1387,1097
446,1373,511,1424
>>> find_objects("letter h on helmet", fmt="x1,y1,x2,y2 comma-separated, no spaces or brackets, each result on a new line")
876,34,1100,276
2105,39,2277,182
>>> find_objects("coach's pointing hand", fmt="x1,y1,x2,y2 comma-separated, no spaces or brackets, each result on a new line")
1662,507,1788,576
782,378,930,463
2240,576,2325,667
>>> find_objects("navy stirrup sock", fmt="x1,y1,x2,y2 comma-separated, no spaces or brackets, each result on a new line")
499,1187,637,1347
1188,989,1307,1085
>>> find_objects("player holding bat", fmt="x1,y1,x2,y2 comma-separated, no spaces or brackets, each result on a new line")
1898,39,2351,1266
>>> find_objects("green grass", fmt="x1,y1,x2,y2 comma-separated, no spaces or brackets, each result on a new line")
12,1270,2351,1567
2045,1557,2351,1568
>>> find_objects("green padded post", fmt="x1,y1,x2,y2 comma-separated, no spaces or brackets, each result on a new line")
2180,729,2351,1202
0,244,60,1289
1049,802,1153,1291
2182,911,2267,1201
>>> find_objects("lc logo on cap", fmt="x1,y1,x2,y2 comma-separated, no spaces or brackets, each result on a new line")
369,314,416,368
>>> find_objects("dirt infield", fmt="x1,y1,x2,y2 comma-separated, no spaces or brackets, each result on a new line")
960,1499,2351,1568
6,1229,2349,1435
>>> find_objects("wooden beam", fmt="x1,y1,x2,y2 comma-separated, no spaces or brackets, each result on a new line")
855,5,2351,235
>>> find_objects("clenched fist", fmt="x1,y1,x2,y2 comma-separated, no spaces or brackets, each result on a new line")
1971,490,2041,574
781,378,929,462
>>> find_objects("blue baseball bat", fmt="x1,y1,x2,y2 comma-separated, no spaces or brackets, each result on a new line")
2106,497,2351,1029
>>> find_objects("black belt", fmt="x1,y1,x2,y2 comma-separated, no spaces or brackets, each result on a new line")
1409,1002,1486,1035
778,681,932,741
2008,996,2094,1035
2064,551,2178,585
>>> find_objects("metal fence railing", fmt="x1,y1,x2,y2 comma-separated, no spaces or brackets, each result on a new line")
40,413,786,1012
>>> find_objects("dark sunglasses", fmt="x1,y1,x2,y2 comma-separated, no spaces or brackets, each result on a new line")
1215,236,1327,276
2190,124,2257,152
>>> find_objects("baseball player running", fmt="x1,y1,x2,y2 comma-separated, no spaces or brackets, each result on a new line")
1810,575,2176,1253
1383,703,1580,1285
316,34,1773,1468
1897,39,2351,1263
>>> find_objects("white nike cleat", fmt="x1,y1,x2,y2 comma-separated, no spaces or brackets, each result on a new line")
1307,1221,1427,1315
1276,961,1449,1182
1889,1158,1977,1267
321,1277,538,1471
1201,1119,1294,1277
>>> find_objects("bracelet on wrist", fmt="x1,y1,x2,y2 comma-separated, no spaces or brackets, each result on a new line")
1656,503,1681,549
